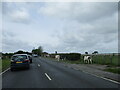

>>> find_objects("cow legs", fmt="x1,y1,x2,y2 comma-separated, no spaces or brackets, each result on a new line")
84,60,88,64
84,59,92,64
88,59,89,64
90,59,92,64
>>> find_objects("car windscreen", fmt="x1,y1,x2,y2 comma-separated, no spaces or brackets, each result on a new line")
12,55,27,61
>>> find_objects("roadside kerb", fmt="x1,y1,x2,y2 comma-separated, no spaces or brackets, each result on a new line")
0,68,10,75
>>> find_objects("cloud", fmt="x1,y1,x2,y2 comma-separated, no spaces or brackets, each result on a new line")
38,2,118,53
39,2,118,23
1,2,118,53
2,39,33,53
2,3,31,24
9,8,30,23
2,31,33,52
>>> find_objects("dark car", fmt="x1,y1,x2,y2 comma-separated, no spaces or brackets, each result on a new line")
10,54,30,71
33,54,38,57
28,55,32,63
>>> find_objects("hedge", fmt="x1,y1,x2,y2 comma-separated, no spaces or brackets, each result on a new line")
50,53,81,61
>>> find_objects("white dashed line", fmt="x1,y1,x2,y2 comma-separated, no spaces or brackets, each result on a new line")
45,73,52,80
38,64,40,67
0,68,10,75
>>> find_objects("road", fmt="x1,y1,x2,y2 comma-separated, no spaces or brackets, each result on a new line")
2,57,119,88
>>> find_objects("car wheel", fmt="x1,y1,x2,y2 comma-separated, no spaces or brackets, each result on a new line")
27,65,30,69
30,61,32,63
10,68,14,71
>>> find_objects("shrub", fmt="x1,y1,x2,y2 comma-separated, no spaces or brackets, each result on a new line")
66,53,81,61
50,53,81,61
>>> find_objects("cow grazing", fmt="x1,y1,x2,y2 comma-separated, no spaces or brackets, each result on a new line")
55,55,60,61
84,56,92,64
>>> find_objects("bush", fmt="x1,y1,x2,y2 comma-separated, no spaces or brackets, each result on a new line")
65,53,81,61
58,53,81,61
50,53,81,61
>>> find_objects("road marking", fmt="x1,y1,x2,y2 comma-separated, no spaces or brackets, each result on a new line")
69,66,120,85
0,68,10,75
38,64,40,67
80,70,120,85
45,73,52,80
101,77,120,85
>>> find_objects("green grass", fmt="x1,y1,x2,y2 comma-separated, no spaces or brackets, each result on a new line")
81,55,119,66
45,54,119,66
0,60,2,72
1,58,10,72
104,68,120,74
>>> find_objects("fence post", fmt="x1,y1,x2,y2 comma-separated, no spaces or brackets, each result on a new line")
110,55,112,65
102,55,104,64
104,55,106,65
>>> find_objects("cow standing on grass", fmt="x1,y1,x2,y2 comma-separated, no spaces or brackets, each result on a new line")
55,55,60,61
84,56,92,64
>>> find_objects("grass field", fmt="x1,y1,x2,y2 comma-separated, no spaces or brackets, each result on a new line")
81,55,119,66
1,58,10,72
104,67,120,74
47,54,119,66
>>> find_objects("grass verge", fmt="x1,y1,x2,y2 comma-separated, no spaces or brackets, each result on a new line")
104,67,120,74
1,58,10,72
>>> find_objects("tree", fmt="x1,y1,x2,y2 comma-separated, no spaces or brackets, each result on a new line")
55,51,57,54
14,50,25,54
32,49,38,54
14,50,32,55
32,46,43,56
93,51,98,54
38,46,43,56
85,52,88,54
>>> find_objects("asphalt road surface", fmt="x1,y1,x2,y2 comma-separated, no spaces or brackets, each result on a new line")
2,57,119,88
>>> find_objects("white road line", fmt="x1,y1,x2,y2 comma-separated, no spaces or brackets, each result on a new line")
0,68,10,75
100,77,120,85
45,73,52,80
81,70,120,85
38,64,40,67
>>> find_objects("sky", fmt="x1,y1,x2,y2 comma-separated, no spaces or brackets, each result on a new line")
1,1,119,54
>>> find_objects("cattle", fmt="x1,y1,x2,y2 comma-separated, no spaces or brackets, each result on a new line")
55,55,60,61
44,54,50,57
84,56,92,64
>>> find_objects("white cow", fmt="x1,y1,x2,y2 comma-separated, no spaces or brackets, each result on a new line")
84,56,92,64
55,55,60,61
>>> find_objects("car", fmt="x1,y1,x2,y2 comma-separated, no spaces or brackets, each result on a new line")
10,54,30,71
33,54,38,57
28,55,32,63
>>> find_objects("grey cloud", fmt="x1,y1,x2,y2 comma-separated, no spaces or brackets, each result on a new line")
2,31,33,52
39,2,118,23
2,2,118,53
2,30,16,38
2,2,31,24
2,38,33,53
72,2,118,23
51,14,118,53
